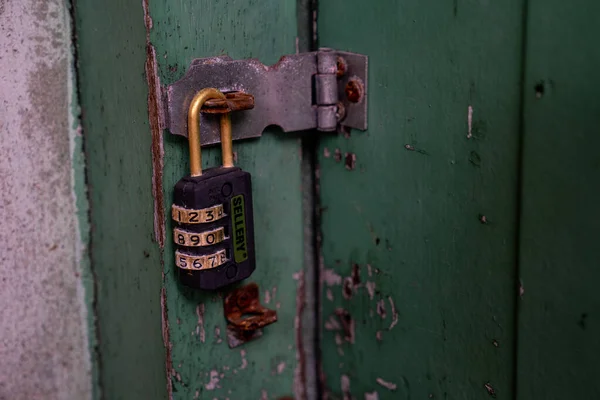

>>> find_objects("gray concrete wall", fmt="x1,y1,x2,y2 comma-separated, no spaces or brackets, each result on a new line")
0,0,92,399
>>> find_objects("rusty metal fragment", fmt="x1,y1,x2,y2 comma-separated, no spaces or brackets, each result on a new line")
201,91,255,114
224,282,277,348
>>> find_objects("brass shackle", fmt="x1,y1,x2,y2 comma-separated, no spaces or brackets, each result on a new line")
188,88,234,177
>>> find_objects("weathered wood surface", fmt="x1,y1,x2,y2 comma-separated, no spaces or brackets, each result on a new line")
317,1,525,398
516,1,600,398
150,1,308,399
75,0,167,398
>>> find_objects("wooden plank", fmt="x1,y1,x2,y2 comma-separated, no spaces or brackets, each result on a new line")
516,1,600,398
148,1,308,398
317,1,525,398
75,1,167,398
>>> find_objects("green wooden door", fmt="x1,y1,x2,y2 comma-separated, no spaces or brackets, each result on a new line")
76,1,313,399
74,0,599,399
318,1,523,398
317,1,600,399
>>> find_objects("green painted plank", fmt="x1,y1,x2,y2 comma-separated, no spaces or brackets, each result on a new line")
317,1,525,398
75,1,167,398
148,1,307,398
516,1,600,398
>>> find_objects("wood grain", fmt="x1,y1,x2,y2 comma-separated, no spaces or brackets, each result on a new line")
150,0,306,398
516,1,600,398
317,1,525,398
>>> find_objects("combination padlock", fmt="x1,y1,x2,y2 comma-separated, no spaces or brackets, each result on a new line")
172,88,255,290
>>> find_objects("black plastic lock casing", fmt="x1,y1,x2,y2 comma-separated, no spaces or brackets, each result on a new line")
173,166,255,290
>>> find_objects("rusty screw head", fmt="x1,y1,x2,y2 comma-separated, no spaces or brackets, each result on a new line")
336,56,347,78
345,79,364,103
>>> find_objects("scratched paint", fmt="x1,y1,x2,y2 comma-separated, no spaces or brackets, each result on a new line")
387,297,398,330
323,268,343,286
150,0,306,395
205,370,221,390
376,378,397,391
196,304,206,342
467,105,474,138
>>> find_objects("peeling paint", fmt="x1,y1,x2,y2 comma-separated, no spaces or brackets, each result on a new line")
334,148,342,162
376,331,383,341
351,263,361,287
277,362,286,375
325,315,342,331
376,377,397,391
365,391,380,400
376,299,387,319
240,349,248,369
335,308,355,344
388,296,399,330
293,269,307,400
204,370,221,391
344,152,357,170
484,382,496,397
323,268,342,286
335,333,344,356
215,326,222,344
342,277,353,300
196,304,206,343
366,281,376,300
467,105,474,139
326,288,334,301
161,285,173,398
341,375,351,400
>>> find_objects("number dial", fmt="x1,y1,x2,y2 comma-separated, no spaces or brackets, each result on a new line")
171,204,224,224
173,227,225,247
175,249,228,270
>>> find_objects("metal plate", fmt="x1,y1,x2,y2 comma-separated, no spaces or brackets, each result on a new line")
165,51,368,144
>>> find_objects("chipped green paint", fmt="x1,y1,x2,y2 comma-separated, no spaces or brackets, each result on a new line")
70,0,600,398
317,0,525,398
149,0,306,398
75,0,168,398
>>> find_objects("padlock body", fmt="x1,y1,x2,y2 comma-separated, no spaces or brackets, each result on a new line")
172,166,255,290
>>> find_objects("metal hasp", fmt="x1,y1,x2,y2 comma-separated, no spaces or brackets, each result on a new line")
223,282,278,348
165,48,368,144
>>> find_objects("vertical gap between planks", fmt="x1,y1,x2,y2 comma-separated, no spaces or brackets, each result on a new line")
67,0,103,398
513,0,531,398
298,0,322,398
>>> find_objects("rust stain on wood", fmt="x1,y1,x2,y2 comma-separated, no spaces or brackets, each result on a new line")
335,308,355,344
144,1,170,398
144,0,165,248
293,270,307,400
161,285,173,400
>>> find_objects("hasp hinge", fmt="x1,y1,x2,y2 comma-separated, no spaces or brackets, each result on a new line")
165,48,368,145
